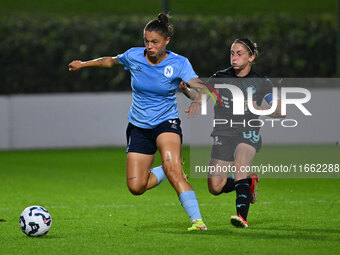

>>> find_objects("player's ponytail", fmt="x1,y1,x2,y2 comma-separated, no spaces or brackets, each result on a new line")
144,13,173,38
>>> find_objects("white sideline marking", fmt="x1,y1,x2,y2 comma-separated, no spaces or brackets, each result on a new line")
0,200,339,211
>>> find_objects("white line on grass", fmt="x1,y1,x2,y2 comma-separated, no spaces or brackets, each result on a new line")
1,200,339,211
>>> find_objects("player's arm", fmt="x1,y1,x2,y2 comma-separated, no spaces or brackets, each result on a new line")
186,78,208,101
249,96,286,118
68,57,120,71
184,78,209,118
262,80,286,118
263,92,286,118
179,81,199,100
268,99,286,118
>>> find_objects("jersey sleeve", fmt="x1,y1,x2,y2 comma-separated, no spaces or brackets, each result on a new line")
117,48,132,70
179,58,198,83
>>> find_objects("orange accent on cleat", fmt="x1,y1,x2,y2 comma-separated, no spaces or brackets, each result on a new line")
248,173,259,204
230,214,248,228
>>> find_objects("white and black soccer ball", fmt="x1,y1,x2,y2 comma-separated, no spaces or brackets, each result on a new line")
19,205,52,237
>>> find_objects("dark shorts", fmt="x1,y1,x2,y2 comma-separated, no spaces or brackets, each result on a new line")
210,131,262,162
126,119,183,155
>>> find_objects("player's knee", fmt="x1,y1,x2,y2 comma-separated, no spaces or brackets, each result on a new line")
128,187,145,196
164,165,182,185
208,179,223,195
127,183,146,196
208,184,221,196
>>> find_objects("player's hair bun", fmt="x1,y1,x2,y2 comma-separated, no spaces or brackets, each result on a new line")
144,13,173,38
158,13,169,26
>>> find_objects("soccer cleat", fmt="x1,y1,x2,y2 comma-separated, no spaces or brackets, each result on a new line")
230,215,248,228
187,219,208,231
249,173,259,204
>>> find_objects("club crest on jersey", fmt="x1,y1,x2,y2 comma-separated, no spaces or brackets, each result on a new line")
164,65,173,78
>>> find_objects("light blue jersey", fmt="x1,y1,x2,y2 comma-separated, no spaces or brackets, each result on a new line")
117,47,198,129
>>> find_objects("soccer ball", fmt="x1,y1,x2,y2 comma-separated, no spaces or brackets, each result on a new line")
19,205,52,237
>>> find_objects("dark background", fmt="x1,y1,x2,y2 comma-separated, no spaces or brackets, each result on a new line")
0,0,337,94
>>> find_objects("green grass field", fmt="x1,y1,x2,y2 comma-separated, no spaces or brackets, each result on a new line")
0,146,339,255
0,0,336,16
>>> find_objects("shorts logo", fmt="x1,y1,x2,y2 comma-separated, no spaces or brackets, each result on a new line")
164,65,173,78
213,136,222,145
243,131,260,143
168,119,177,129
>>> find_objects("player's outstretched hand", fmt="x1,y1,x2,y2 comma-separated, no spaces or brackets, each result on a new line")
68,60,83,71
185,101,201,119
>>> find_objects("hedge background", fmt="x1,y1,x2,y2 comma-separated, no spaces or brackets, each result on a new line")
0,14,336,94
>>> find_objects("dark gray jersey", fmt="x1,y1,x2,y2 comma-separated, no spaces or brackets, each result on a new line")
208,67,273,136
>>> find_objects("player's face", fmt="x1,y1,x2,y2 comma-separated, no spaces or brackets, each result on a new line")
144,31,170,58
230,43,255,70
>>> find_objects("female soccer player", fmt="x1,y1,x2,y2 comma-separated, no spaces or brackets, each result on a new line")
68,13,207,231
182,38,284,228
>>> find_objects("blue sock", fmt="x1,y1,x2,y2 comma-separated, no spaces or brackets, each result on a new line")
150,166,167,185
179,190,202,221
